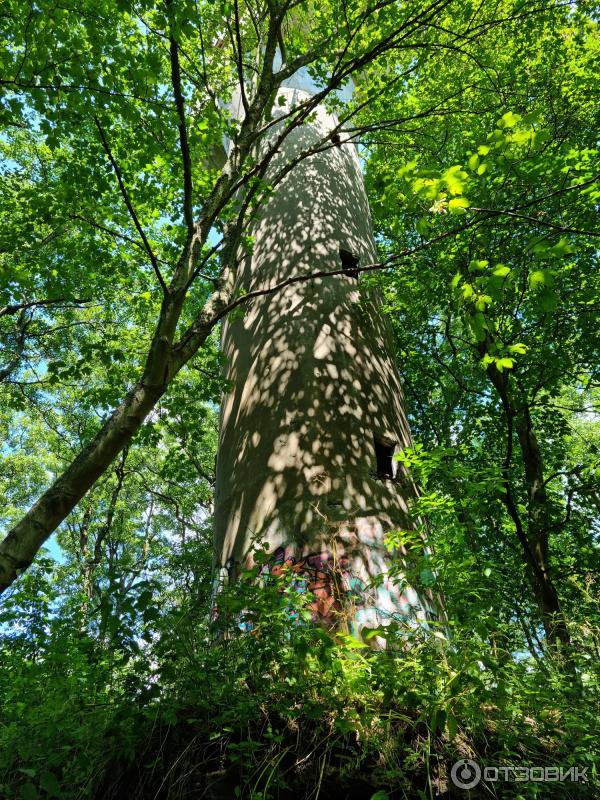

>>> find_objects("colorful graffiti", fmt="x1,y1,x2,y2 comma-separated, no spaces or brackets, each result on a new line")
211,522,438,640
248,537,435,638
258,546,368,629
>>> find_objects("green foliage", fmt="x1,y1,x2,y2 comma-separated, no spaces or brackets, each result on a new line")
362,0,599,646
1,561,598,799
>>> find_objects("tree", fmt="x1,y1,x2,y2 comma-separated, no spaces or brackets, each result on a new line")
359,0,599,647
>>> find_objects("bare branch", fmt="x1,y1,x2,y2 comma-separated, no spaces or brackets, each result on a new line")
232,0,250,116
71,214,170,264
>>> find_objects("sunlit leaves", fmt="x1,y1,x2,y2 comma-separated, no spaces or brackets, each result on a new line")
361,0,599,675
508,343,527,355
448,196,470,214
442,165,469,196
498,110,521,128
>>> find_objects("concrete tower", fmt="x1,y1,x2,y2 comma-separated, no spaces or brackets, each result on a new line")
214,69,435,635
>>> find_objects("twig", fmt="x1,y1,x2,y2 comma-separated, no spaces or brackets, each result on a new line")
470,206,600,238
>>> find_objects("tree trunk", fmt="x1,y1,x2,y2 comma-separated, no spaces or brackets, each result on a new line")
484,360,570,647
514,406,570,646
0,282,229,596
213,77,439,638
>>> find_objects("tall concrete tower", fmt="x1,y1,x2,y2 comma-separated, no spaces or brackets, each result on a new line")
214,69,435,635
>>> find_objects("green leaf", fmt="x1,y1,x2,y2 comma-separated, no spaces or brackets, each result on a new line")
538,289,559,312
497,357,515,370
39,772,61,798
498,111,521,128
20,785,38,800
470,312,487,342
430,708,447,734
446,714,459,739
338,633,368,649
511,128,533,145
548,237,575,258
508,343,527,355
442,165,469,195
528,270,547,287
448,197,470,214
416,216,430,235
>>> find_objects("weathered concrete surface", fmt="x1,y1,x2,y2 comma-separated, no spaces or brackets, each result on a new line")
214,85,434,630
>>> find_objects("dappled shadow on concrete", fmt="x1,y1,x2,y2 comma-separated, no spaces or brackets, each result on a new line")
214,87,436,634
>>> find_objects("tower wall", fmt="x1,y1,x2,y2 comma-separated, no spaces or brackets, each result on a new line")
214,85,432,631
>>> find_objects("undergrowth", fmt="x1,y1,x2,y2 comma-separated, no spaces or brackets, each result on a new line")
1,562,598,800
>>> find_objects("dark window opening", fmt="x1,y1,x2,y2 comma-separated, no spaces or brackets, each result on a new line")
339,247,359,279
374,437,395,479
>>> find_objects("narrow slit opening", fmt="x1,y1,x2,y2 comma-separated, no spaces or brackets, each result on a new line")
374,437,395,479
339,247,359,279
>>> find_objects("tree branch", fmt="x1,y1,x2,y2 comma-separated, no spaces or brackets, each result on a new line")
94,117,168,294
471,206,600,238
0,297,91,318
167,19,195,234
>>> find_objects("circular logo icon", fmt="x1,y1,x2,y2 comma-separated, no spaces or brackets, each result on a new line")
451,759,482,789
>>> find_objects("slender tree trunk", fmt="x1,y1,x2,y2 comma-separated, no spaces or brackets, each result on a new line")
0,281,230,595
484,360,570,647
513,405,570,646
0,382,163,594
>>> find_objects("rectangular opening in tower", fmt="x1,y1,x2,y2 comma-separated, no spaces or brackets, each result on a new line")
374,437,395,478
339,247,359,279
